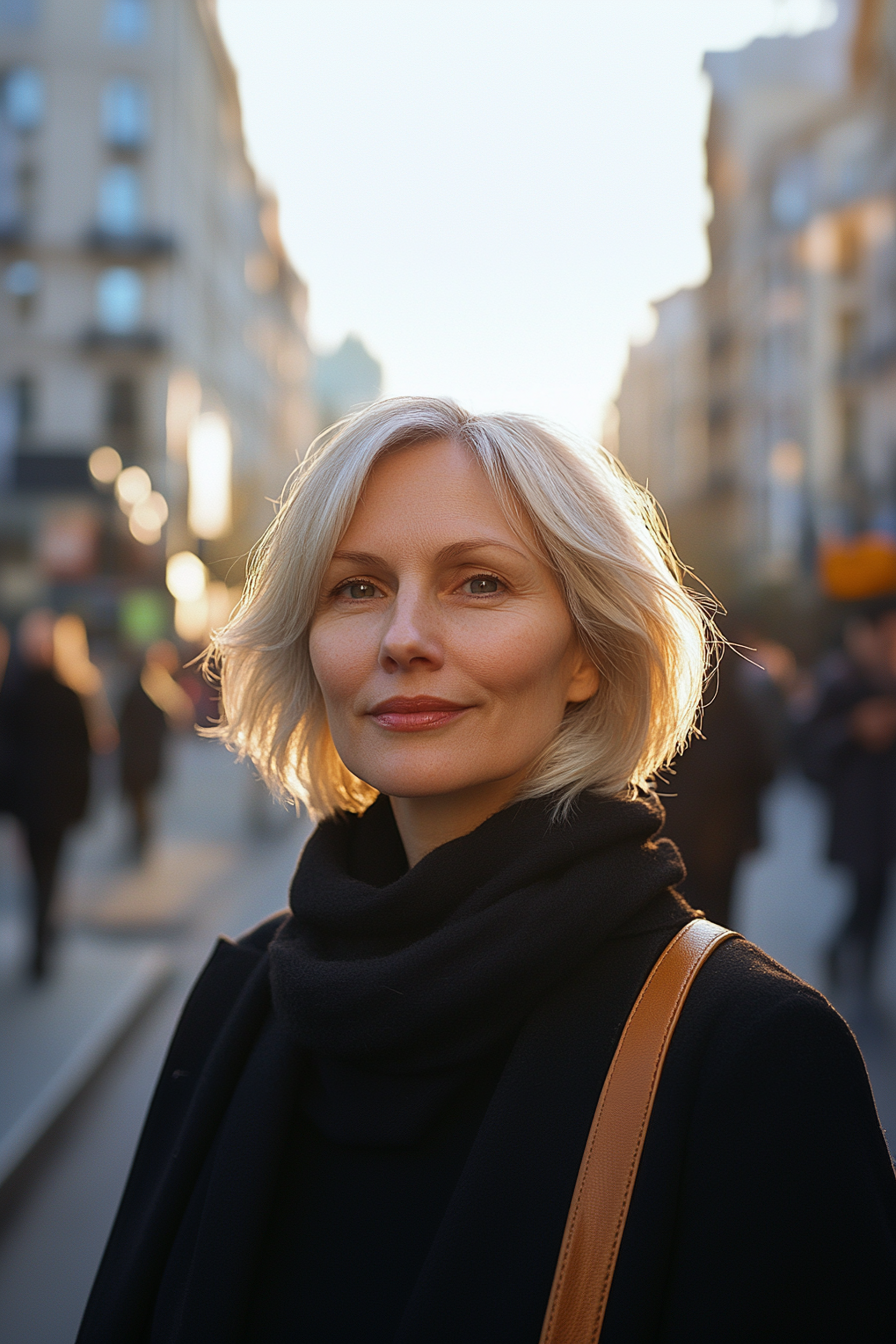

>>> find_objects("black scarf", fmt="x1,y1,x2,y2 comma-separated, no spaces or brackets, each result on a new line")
269,790,684,1142
150,790,687,1342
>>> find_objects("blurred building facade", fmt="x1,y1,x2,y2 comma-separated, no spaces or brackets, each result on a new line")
0,0,314,637
614,284,709,548
615,0,896,607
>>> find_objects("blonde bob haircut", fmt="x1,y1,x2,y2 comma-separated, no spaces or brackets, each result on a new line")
208,397,713,819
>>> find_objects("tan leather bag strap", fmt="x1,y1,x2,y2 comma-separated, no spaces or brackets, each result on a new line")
538,918,737,1344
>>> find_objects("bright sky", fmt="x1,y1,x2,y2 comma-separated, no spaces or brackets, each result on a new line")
217,0,837,438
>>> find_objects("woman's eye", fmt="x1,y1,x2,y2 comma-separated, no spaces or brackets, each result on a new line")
463,575,501,595
341,581,380,600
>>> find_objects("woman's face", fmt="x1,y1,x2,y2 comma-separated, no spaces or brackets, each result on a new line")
309,438,598,805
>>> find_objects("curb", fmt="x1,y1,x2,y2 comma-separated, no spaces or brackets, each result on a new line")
0,948,171,1189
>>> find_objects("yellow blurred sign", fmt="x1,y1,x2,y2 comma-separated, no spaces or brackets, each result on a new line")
818,534,896,600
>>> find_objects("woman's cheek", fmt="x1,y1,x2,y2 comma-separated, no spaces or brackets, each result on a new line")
309,623,348,702
465,622,568,696
311,620,376,710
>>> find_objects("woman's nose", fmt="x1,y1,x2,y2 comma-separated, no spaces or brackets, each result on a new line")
378,590,444,672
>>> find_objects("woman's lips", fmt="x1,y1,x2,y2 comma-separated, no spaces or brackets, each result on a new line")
368,697,471,732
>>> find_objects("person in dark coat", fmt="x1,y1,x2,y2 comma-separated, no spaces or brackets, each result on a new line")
803,601,896,986
0,622,12,814
78,401,896,1343
118,641,193,859
661,647,780,926
1,608,91,979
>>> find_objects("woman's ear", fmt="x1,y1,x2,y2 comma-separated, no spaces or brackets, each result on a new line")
566,649,599,704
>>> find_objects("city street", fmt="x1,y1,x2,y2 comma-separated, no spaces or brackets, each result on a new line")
0,752,894,1344
3,2,896,1338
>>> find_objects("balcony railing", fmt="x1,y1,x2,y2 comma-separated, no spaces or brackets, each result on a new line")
80,326,165,354
84,227,175,259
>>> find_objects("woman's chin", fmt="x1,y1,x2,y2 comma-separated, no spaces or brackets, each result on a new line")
354,760,511,804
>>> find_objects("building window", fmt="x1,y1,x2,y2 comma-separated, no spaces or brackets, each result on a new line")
0,156,36,237
97,266,143,331
105,374,139,432
3,257,39,296
3,67,44,130
0,0,38,32
3,257,39,315
104,0,149,45
10,372,35,437
97,163,140,234
102,79,149,149
770,155,814,230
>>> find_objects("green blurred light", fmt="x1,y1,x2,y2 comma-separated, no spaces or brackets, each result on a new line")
119,589,168,645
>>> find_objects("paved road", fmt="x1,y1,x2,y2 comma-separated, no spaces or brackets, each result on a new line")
0,762,893,1343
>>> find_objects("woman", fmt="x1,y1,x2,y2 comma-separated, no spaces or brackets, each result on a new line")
79,399,896,1343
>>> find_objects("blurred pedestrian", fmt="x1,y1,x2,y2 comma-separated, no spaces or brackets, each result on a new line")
0,621,11,814
53,612,119,756
804,600,896,987
662,647,780,926
1,609,91,979
118,640,194,860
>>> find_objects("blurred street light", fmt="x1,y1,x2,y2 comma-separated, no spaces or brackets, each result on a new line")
174,594,209,642
166,368,202,461
128,491,168,546
167,550,209,640
89,445,122,484
165,550,206,602
116,464,152,513
145,490,169,525
129,502,161,545
187,411,232,539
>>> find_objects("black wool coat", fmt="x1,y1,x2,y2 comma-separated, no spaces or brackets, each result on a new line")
119,679,167,794
79,903,896,1343
0,666,90,833
803,667,896,874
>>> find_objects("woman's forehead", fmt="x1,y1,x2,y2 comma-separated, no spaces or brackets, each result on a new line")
344,438,525,543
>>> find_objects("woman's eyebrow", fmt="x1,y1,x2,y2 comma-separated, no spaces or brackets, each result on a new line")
436,539,530,563
329,550,384,567
329,539,530,568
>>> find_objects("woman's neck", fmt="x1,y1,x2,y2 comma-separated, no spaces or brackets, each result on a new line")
389,774,527,866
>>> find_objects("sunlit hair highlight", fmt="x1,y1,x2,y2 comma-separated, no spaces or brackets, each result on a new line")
207,397,714,819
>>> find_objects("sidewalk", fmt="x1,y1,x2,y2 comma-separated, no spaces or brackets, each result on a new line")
0,738,291,1189
734,773,896,1147
0,938,169,1187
